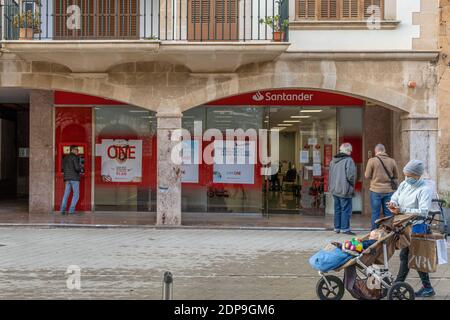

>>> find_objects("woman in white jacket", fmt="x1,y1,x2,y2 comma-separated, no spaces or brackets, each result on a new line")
387,159,435,298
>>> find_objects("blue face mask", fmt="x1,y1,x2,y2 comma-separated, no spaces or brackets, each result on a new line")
405,177,418,185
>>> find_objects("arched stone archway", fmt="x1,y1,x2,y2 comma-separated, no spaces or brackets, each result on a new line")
0,56,438,117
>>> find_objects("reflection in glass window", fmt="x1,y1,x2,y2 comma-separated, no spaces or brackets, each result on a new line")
94,106,156,212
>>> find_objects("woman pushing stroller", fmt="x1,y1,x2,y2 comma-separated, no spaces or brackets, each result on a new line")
387,159,435,297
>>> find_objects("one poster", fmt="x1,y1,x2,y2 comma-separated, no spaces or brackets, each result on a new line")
181,140,199,183
213,140,255,184
324,144,333,166
101,139,143,183
313,163,322,177
308,138,318,146
313,150,321,164
300,150,309,164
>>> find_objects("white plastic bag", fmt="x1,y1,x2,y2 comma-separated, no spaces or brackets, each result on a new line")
436,239,448,265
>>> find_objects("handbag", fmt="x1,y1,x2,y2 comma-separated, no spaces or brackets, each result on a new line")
376,156,398,191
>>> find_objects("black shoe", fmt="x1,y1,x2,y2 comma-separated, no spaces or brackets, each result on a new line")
334,230,340,234
343,231,356,236
60,211,66,215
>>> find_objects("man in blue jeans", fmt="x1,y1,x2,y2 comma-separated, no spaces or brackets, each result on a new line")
329,143,356,235
60,145,82,215
364,144,399,230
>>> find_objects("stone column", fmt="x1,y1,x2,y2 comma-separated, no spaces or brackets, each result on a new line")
29,90,54,214
400,116,439,181
156,113,182,225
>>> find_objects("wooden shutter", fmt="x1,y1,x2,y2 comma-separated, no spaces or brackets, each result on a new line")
342,0,359,19
97,0,117,38
320,0,337,19
215,0,238,40
188,0,213,40
54,0,138,39
188,0,238,41
117,0,139,38
364,0,384,19
54,0,94,39
296,0,317,20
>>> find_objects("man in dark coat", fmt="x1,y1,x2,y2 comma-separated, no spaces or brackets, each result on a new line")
60,145,82,214
329,143,357,235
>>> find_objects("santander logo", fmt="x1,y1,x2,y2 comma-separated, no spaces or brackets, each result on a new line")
252,91,264,102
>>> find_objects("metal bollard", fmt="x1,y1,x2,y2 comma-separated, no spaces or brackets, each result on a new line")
162,271,173,300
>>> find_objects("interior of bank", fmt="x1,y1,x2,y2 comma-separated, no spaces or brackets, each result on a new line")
181,105,364,217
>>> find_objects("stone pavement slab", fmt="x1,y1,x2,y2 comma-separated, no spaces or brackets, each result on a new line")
0,227,448,299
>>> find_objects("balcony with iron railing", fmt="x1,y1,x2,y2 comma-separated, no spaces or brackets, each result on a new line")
0,0,291,72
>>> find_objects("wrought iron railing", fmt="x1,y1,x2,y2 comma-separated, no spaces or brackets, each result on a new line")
1,0,289,41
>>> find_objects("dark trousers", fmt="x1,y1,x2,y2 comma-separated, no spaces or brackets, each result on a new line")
395,247,432,289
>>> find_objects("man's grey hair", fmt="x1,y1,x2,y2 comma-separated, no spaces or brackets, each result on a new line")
375,144,386,153
340,143,353,155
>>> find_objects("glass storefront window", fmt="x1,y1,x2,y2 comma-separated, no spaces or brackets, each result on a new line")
94,106,156,212
181,106,342,216
181,106,264,214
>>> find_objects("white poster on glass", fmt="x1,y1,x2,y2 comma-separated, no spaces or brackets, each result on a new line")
308,138,318,146
300,150,309,164
313,150,321,164
100,139,143,183
313,163,322,177
213,140,255,184
181,140,199,183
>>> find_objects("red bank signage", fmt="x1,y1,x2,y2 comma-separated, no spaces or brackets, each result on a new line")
54,91,126,105
207,89,364,106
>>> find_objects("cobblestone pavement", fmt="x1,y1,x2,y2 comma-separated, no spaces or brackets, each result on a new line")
0,227,448,300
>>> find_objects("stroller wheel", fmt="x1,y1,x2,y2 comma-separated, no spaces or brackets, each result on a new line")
316,275,345,300
387,282,415,300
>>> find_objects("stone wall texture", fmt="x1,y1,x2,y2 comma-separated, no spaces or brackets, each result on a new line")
438,0,450,192
29,90,54,213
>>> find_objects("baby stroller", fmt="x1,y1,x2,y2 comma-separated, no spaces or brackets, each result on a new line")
314,214,435,300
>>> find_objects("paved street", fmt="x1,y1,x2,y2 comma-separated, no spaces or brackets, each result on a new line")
0,227,448,300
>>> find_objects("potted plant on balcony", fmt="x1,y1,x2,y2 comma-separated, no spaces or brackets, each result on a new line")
259,15,289,42
13,11,41,40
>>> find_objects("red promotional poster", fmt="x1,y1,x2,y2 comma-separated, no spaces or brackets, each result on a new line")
324,144,333,166
323,168,329,192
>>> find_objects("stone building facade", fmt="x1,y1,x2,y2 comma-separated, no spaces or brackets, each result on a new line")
0,0,447,225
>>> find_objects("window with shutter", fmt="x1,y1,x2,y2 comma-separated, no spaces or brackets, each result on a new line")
296,0,317,20
54,0,138,39
320,0,338,19
188,0,238,41
364,0,383,19
342,0,359,19
296,0,384,21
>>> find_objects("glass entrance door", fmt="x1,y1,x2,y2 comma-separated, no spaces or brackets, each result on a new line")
264,106,337,217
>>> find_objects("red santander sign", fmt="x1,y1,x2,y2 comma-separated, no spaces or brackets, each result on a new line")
207,89,364,106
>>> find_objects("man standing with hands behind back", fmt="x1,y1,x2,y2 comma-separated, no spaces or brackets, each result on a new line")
365,144,399,230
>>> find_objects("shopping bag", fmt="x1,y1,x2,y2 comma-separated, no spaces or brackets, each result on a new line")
436,239,448,265
408,234,440,273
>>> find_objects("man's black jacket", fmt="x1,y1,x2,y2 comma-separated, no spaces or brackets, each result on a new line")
62,153,81,181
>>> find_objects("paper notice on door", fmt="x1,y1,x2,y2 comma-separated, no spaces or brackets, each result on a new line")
313,150,321,164
300,150,309,164
308,138,318,146
313,164,322,176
